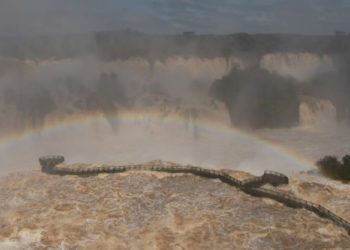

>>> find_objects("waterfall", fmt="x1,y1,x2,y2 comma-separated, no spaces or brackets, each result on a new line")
299,96,337,128
260,53,335,82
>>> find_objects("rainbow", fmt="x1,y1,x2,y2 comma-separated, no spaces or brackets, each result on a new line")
0,110,316,171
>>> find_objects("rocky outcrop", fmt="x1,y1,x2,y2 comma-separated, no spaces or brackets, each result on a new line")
210,68,300,129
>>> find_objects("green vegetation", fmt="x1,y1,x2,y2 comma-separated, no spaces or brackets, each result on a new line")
3,87,56,128
317,155,350,180
1,32,349,61
210,67,299,129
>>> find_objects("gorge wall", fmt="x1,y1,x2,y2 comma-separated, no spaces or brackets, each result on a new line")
0,51,347,134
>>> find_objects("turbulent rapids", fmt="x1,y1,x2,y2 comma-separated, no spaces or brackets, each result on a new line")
39,155,350,236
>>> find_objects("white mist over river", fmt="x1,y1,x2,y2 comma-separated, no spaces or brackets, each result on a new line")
1,53,350,250
0,54,349,177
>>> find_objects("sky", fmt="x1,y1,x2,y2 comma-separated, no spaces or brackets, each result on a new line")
0,0,349,36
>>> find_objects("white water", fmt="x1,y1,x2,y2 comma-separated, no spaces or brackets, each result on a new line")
1,54,349,178
260,52,335,82
299,96,338,128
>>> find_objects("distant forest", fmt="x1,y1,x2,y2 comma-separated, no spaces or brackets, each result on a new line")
1,31,350,129
0,31,349,62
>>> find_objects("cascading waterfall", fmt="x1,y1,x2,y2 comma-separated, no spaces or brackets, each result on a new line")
1,53,349,177
260,52,335,82
299,96,338,128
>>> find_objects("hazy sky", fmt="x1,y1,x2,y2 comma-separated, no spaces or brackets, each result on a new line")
0,0,349,36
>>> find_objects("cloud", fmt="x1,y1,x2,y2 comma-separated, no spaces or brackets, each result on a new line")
0,0,349,35
149,0,350,34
